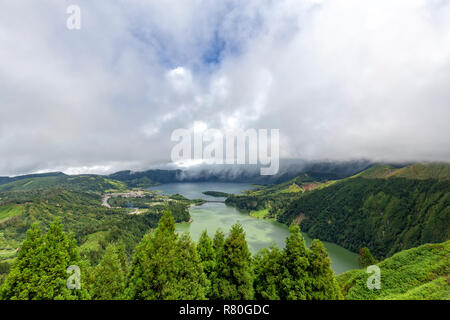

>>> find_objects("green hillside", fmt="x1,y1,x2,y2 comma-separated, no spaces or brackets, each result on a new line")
387,163,450,180
353,163,450,180
0,175,127,193
0,204,25,223
0,172,65,185
225,174,333,219
279,177,449,258
108,169,182,187
337,241,450,300
223,163,450,258
351,164,399,179
0,188,161,264
0,178,195,269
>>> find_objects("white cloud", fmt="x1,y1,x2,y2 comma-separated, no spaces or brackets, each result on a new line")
0,0,449,175
166,67,193,93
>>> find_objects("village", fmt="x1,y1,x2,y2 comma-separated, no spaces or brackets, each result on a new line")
101,190,175,215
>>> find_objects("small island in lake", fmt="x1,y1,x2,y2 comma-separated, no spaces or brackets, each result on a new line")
202,191,230,197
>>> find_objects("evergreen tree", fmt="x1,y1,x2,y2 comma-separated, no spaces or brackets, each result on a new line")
175,233,208,299
197,230,216,297
88,244,128,300
211,224,253,300
358,247,378,268
307,239,342,300
0,224,42,300
212,229,225,261
280,224,310,300
197,230,216,277
253,246,286,300
0,221,90,300
125,209,207,299
208,229,225,299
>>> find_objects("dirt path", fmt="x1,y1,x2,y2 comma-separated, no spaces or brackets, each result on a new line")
102,195,111,208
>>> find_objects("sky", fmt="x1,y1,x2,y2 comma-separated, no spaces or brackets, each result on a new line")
0,0,449,176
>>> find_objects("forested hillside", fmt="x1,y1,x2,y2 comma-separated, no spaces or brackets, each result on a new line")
225,173,331,218
337,241,450,300
279,177,449,258
0,188,161,264
225,163,450,259
0,172,66,185
108,169,183,188
0,174,127,193
353,163,450,180
0,174,194,283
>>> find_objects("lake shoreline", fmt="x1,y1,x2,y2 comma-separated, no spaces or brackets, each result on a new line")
148,182,359,274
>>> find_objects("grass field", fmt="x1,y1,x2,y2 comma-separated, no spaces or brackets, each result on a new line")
0,204,24,222
249,208,270,218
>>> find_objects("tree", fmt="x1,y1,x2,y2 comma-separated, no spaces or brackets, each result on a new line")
175,233,208,299
211,224,253,300
358,247,378,268
208,229,225,299
212,229,225,261
280,224,310,300
253,246,286,300
87,244,128,300
307,239,342,300
197,230,216,297
0,221,90,300
197,230,216,277
125,209,207,299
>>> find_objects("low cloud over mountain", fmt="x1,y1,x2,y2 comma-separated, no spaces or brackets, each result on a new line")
1,0,449,175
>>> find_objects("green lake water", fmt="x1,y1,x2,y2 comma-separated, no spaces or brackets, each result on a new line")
148,182,358,274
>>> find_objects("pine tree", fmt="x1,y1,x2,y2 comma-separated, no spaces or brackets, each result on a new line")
174,233,208,299
211,224,253,300
197,230,216,277
253,246,286,300
213,229,225,260
358,247,378,268
0,221,90,300
125,209,207,299
0,224,42,299
280,224,310,300
208,229,225,299
88,244,128,300
197,230,216,297
307,239,342,300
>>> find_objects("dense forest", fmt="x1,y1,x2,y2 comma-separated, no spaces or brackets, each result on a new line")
279,177,449,259
226,163,450,259
0,177,195,277
0,210,342,300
